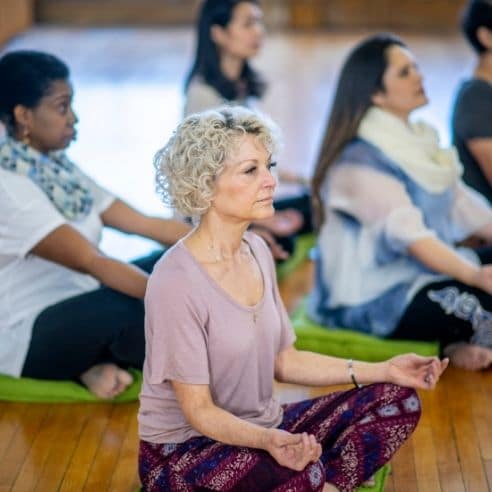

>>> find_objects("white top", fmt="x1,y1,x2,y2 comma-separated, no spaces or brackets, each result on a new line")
322,164,492,307
0,168,115,376
184,76,255,117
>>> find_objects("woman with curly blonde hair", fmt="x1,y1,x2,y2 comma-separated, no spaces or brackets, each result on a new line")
137,106,448,492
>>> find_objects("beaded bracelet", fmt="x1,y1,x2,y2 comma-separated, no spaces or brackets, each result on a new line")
347,359,362,388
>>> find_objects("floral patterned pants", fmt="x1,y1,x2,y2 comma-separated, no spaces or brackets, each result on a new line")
139,383,420,492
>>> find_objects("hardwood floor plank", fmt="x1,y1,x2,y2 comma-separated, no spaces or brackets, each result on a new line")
412,391,441,492
34,404,93,492
108,402,140,492
448,368,489,492
59,404,114,492
83,404,134,491
0,403,30,462
427,374,465,492
0,404,51,490
390,438,417,492
10,405,67,491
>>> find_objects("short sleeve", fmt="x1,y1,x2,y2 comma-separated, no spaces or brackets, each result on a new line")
144,261,210,385
454,82,492,141
0,172,66,257
328,165,434,251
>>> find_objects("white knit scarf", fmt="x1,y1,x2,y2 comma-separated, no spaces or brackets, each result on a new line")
357,106,462,193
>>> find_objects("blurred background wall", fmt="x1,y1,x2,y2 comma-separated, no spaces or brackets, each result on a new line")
1,0,470,46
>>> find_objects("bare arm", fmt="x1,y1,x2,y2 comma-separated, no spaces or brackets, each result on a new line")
31,224,147,298
172,381,321,471
407,235,492,294
275,347,448,390
101,199,191,245
408,236,480,285
468,138,492,186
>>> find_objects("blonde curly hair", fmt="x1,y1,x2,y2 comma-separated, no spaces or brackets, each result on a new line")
154,106,281,217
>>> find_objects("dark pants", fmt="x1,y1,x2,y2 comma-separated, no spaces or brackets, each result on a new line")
392,247,492,350
271,191,313,257
21,251,162,380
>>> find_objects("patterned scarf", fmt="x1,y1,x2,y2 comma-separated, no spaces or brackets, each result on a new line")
0,137,93,220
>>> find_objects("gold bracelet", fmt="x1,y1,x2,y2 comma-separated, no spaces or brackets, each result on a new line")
347,359,362,388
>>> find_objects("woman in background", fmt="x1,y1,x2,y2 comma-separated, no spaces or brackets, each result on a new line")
184,0,312,250
311,34,492,371
0,50,189,398
452,0,492,202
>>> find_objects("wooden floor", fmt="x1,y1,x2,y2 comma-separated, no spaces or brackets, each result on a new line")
0,27,491,491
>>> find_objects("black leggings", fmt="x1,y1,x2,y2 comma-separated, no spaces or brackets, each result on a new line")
391,247,492,351
21,251,162,381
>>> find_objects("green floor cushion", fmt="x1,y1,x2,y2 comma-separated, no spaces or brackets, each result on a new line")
293,301,438,361
0,368,142,403
359,463,391,491
276,233,316,281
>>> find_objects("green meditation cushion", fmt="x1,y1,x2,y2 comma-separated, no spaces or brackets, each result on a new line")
276,233,316,281
359,463,391,491
0,368,142,403
293,301,439,361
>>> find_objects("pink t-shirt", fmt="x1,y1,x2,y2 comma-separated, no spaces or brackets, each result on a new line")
138,231,296,444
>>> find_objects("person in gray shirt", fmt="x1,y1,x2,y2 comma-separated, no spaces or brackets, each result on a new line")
452,0,492,201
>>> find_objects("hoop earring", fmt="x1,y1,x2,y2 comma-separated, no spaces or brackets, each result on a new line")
22,128,30,146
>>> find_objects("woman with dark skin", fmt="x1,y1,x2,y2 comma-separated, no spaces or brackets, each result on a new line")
0,50,189,398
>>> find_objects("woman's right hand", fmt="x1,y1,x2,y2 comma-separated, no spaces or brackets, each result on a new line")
262,428,321,471
471,265,492,294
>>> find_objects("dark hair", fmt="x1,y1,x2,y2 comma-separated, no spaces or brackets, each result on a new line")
461,0,492,53
0,50,69,134
185,0,266,101
311,34,406,228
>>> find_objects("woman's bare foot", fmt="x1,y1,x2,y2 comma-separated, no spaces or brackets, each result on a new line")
254,209,303,237
80,363,133,399
444,342,492,371
323,483,339,491
361,476,376,487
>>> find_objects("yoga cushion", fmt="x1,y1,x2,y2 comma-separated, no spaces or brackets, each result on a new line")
293,301,438,361
359,463,391,491
0,368,142,403
276,233,316,281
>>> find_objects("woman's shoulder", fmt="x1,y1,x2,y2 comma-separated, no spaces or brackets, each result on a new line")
184,76,223,116
0,168,49,208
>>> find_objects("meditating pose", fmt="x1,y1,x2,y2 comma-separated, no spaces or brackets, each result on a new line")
452,0,492,202
184,0,312,254
0,50,189,398
310,34,492,371
138,106,447,491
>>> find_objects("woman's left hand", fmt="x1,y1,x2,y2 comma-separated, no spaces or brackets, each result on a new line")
385,354,449,390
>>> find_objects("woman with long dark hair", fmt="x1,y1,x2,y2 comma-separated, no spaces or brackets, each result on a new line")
183,0,312,253
310,34,492,371
184,0,265,115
